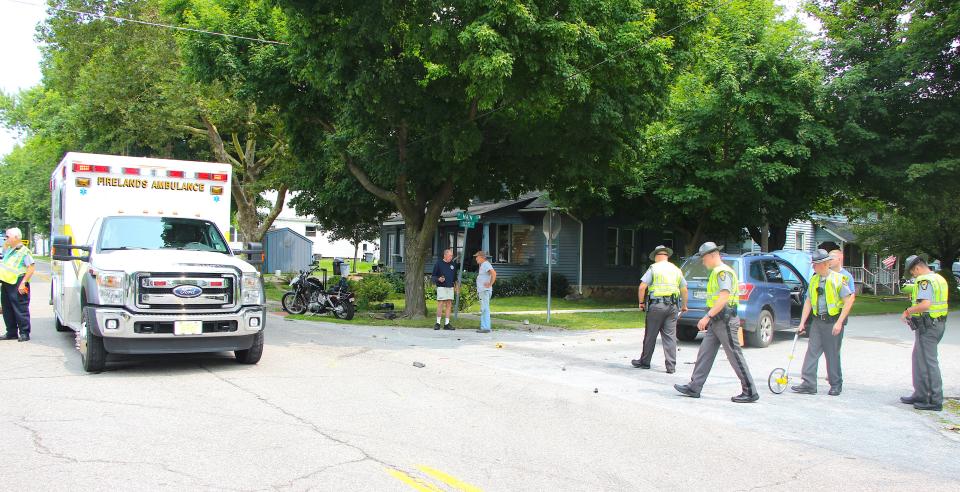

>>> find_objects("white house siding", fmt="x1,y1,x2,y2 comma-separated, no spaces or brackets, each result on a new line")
260,191,379,259
783,221,815,252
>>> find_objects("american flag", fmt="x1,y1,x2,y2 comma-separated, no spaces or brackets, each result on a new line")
881,255,897,269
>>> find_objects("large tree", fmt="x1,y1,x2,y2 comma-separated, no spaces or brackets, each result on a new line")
809,0,960,278
174,0,704,316
631,0,838,254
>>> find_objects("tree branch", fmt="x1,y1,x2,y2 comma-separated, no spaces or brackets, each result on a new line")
199,115,241,167
345,156,398,204
256,185,289,239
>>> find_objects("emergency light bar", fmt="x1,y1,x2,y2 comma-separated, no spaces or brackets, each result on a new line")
122,167,141,175
73,163,110,173
167,170,185,178
195,172,228,182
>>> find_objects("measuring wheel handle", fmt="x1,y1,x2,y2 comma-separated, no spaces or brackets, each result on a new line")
768,367,789,394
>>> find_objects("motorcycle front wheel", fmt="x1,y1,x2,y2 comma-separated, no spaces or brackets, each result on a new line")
282,291,308,315
334,302,355,320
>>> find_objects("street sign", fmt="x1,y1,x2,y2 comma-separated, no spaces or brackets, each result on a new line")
458,219,477,228
456,211,479,221
542,210,562,240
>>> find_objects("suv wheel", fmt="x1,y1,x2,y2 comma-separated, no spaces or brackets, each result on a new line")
677,325,699,342
747,310,774,348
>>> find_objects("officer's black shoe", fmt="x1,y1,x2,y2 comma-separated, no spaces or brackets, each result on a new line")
433,323,441,330
900,396,919,405
631,359,650,369
828,386,842,396
1,334,18,341
731,393,759,403
674,384,700,398
913,402,942,411
17,334,29,342
443,324,455,330
666,368,676,374
791,385,817,395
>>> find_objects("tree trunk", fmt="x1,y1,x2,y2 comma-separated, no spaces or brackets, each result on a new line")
352,241,359,274
768,224,787,251
402,231,432,316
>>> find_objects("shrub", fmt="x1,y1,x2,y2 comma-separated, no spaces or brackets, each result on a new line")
494,271,539,297
425,277,478,312
383,271,406,294
355,275,393,308
538,272,570,297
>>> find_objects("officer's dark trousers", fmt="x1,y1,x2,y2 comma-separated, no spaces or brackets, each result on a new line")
911,317,946,406
1,278,30,337
639,302,678,371
800,315,842,390
688,315,756,395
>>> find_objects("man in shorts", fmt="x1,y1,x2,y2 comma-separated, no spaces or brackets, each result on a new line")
432,248,458,330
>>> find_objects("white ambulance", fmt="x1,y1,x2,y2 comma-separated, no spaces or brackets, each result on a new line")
50,152,266,372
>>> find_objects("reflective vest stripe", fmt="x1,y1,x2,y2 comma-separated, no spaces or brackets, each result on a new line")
706,264,739,308
649,262,682,297
810,271,844,316
912,273,949,319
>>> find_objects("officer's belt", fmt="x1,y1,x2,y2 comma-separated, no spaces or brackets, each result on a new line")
812,312,839,322
649,296,678,305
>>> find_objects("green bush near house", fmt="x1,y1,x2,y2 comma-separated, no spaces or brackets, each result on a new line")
494,271,570,298
382,271,406,294
354,275,393,308
426,279,479,311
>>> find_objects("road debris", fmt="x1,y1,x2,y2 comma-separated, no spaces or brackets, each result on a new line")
413,362,426,368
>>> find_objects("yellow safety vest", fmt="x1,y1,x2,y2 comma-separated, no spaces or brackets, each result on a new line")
912,273,949,319
0,245,30,284
810,271,844,316
649,261,683,297
706,263,739,308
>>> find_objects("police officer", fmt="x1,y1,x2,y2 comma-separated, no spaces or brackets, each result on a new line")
899,255,949,411
1,227,36,342
675,242,758,403
633,245,688,373
791,250,854,396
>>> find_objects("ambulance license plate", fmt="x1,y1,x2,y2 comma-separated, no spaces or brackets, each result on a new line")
174,320,203,336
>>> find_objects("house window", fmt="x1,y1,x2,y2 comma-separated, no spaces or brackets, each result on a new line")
387,233,396,266
794,231,805,251
398,232,405,260
510,225,534,264
495,224,511,263
606,228,619,265
662,230,674,249
305,226,317,237
620,229,635,266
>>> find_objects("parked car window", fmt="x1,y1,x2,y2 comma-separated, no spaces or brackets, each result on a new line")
682,258,741,281
777,261,803,289
749,261,766,282
763,261,784,283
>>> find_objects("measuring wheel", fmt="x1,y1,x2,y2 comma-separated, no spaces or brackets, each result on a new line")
768,367,789,394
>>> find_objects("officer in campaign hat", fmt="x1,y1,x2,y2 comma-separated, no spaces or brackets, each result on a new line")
633,245,687,373
899,255,949,411
675,242,758,403
791,249,855,396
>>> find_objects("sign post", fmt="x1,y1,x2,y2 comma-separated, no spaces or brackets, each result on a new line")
542,209,562,322
453,211,479,319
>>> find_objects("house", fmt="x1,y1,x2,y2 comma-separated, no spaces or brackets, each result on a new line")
379,193,685,295
261,190,379,260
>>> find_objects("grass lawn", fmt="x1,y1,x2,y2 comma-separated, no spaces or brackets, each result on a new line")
314,258,375,274
288,313,484,330
33,255,50,262
496,311,646,330
264,283,287,302
850,295,912,316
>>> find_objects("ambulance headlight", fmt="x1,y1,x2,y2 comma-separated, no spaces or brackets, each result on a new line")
96,270,126,305
241,272,263,306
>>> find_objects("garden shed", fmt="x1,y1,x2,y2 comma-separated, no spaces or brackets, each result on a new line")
264,227,314,273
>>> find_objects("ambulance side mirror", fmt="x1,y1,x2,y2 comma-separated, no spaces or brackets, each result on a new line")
51,235,91,262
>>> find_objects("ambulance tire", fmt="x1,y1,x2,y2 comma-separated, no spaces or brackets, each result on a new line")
235,330,264,365
80,306,107,373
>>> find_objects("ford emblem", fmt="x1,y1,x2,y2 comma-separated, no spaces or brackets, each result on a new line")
172,285,203,298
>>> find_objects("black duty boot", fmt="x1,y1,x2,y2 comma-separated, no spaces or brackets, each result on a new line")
443,323,455,330
900,396,919,405
674,384,700,398
18,334,30,342
828,386,842,396
731,392,759,403
791,385,817,395
913,402,942,411
631,359,650,369
434,323,441,330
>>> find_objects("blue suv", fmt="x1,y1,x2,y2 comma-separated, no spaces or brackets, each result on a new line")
677,251,811,348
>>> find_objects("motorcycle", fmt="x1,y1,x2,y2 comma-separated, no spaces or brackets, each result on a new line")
281,262,356,320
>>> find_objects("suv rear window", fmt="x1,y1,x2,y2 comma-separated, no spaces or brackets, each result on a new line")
682,258,741,281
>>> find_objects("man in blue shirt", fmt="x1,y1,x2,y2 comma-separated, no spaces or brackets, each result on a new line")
431,249,458,330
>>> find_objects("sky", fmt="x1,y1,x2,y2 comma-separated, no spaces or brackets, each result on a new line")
0,0,819,159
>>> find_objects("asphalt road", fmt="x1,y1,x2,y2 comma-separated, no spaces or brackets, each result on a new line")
1,280,958,491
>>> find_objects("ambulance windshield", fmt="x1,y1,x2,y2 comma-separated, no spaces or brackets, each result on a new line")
98,217,229,253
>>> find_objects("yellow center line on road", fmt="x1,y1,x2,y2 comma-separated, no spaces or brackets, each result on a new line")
385,468,443,492
416,465,483,492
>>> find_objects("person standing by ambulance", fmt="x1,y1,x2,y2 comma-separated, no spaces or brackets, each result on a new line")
1,228,36,342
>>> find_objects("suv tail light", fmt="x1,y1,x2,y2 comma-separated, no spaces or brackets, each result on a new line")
738,282,755,301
